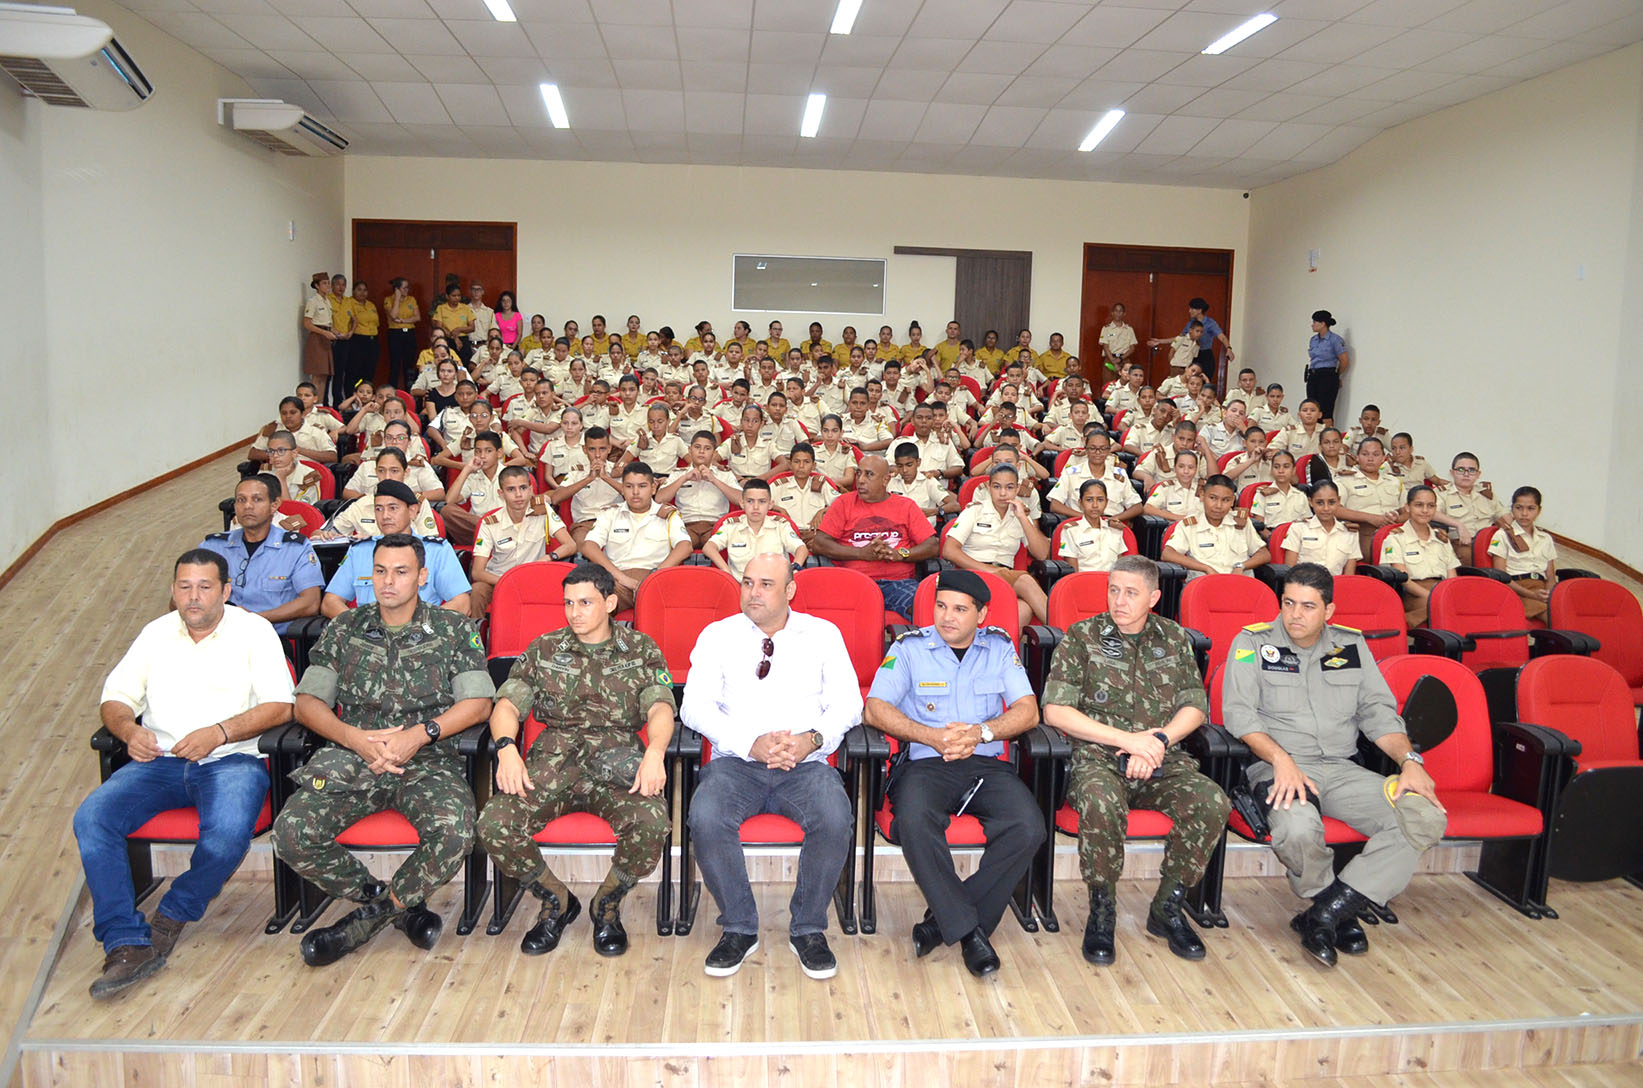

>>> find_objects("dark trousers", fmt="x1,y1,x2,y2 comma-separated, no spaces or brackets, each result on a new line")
386,329,417,391
889,755,1043,944
329,340,351,406
349,334,378,393
1306,366,1341,421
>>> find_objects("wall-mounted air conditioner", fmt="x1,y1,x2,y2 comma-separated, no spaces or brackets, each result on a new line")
217,97,347,156
0,3,152,110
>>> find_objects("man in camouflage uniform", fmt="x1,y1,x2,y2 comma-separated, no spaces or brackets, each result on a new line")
1042,554,1231,966
476,564,676,958
273,533,496,967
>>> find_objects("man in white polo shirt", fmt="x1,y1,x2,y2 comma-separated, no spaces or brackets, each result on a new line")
74,549,294,998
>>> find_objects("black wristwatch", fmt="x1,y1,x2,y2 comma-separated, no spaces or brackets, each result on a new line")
1152,731,1170,750
423,719,442,742
494,735,517,754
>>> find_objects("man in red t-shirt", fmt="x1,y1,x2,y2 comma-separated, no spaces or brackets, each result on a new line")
813,455,939,617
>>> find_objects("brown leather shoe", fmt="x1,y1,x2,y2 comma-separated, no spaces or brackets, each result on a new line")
149,913,186,959
89,945,165,999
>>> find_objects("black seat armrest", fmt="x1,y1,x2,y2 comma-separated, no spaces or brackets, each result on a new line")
1409,628,1467,658
1528,628,1600,657
1356,564,1408,588
1456,565,1510,584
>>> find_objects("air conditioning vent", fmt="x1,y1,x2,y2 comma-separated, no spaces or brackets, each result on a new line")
218,98,347,156
0,5,152,110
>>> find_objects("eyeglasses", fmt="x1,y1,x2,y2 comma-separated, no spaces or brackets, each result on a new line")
755,637,775,680
267,446,295,455
235,556,250,588
1452,466,1480,475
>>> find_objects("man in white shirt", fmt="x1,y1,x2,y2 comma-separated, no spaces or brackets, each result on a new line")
75,549,294,998
681,554,861,982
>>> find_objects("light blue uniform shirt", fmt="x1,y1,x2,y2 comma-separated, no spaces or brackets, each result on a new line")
868,625,1034,761
1307,331,1346,371
324,536,470,607
198,528,323,634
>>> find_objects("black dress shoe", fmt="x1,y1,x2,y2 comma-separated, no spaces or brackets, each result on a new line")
520,892,581,956
912,917,942,959
959,927,1000,978
301,897,401,967
1145,884,1206,961
394,903,443,950
1082,885,1116,966
1290,879,1366,968
704,931,760,977
1334,914,1369,955
592,912,628,957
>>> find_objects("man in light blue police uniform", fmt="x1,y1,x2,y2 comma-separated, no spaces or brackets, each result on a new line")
320,480,471,617
199,475,322,634
863,569,1043,978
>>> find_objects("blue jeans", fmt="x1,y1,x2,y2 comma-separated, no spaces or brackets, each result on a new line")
876,579,921,619
72,754,269,952
687,756,852,937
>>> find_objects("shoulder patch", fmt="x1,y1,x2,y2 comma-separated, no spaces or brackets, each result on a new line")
283,530,306,543
1242,621,1273,632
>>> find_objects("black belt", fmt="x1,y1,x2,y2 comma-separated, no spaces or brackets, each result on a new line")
1511,573,1546,582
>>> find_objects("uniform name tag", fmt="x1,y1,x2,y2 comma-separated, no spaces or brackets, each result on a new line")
1259,645,1301,673
917,681,947,688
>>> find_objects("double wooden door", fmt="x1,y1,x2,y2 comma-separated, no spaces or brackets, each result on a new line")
352,220,518,384
1078,244,1233,392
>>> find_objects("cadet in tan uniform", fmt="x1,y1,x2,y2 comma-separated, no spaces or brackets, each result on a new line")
251,397,338,465
582,462,693,611
718,405,783,482
1223,563,1447,968
1335,438,1404,561
467,465,576,619
549,426,625,544
633,404,690,476
940,464,1051,628
657,432,744,547
1281,481,1359,576
316,449,441,540
1161,475,1270,578
704,479,809,580
1141,450,1205,523
1489,486,1558,623
888,442,958,528
1057,480,1128,572
1275,400,1326,461
261,431,325,505
1135,422,1200,491
1249,451,1311,534
1379,485,1459,627
1387,432,1440,485
1431,452,1511,566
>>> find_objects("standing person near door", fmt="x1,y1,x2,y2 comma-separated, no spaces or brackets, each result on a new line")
1149,299,1232,390
1305,311,1350,426
384,278,420,392
348,281,380,397
302,273,336,400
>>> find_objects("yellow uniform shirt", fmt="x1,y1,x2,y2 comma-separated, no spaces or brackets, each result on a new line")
350,298,380,337
620,332,644,358
1038,349,1074,379
331,296,356,337
933,341,962,369
974,345,1006,373
384,296,418,331
433,302,475,335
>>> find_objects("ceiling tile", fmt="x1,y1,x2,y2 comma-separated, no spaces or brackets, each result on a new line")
968,104,1049,147
1344,0,1467,27
890,37,973,71
1284,64,1398,95
1350,28,1476,67
446,20,541,58
309,79,390,121
683,89,744,133
291,15,393,52
1510,0,1643,39
1095,49,1192,83
525,21,607,56
1288,95,1383,124
1240,121,1335,158
214,13,319,49
993,75,1079,107
194,0,275,13
856,98,929,140
341,52,423,80
1291,124,1376,161
1023,107,1091,151
1266,0,1371,21
145,14,252,50
1486,37,1614,78
743,92,808,134
496,83,556,125
1190,118,1278,155
1154,53,1261,87
908,0,1011,40
374,81,454,124
985,0,1089,44
818,35,901,67
121,0,204,12
673,0,753,29
1178,87,1271,118
1060,6,1173,49
369,17,460,52
1277,19,1402,62
815,96,867,139
601,23,678,59
559,86,628,128
747,61,815,94
749,29,826,63
622,88,686,131
1233,91,1333,121
933,72,1015,105
1132,10,1267,53
433,82,507,124
1412,34,1544,75
681,60,749,91
201,47,295,78
409,53,490,83
752,0,826,33
851,0,922,37
1133,113,1221,155
261,49,343,81
484,57,552,83
421,0,491,20
960,40,1048,74
812,66,882,97
245,76,324,113
588,0,672,27
1119,82,1203,113
1059,78,1143,110
914,101,987,142
1024,44,1121,80
1419,0,1545,33
675,26,750,60
615,59,682,89
344,0,436,16
1217,57,1331,91
1352,67,1457,101
543,57,619,87
1208,17,1334,59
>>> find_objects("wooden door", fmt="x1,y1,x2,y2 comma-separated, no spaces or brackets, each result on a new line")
1080,244,1234,393
953,252,1031,352
354,220,518,384
1078,269,1152,387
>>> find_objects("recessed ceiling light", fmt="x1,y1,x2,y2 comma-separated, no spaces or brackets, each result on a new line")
1202,13,1276,55
801,92,826,138
481,0,516,22
1078,108,1124,152
538,83,569,129
831,0,864,35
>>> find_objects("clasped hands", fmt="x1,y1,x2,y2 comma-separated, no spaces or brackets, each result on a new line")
748,730,820,770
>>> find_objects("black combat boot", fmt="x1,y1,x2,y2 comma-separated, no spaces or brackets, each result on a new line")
1290,879,1367,968
301,882,401,967
590,870,638,958
520,882,580,956
394,901,443,950
1145,883,1206,961
1082,884,1116,966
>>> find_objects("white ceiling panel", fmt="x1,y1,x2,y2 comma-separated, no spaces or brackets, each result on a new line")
125,0,1643,187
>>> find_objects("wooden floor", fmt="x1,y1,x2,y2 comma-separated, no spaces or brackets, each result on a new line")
4,452,1643,1087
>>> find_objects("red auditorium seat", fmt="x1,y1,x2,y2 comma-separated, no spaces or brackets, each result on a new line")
633,565,741,687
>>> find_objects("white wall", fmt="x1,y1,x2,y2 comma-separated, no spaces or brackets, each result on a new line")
342,157,1249,358
1244,43,1643,566
0,0,344,574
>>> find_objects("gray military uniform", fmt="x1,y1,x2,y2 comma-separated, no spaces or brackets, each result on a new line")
1221,622,1445,905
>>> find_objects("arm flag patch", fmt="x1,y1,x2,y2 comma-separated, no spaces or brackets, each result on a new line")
879,656,896,670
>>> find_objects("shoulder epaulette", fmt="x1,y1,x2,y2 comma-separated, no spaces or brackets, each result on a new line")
983,625,1011,638
282,530,306,543
204,531,229,541
1242,621,1273,632
483,511,502,525
893,628,924,643
1330,623,1362,634
422,535,444,542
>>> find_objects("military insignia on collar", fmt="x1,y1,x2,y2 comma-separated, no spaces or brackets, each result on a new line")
1098,634,1124,659
311,776,326,791
553,652,575,665
1260,645,1281,663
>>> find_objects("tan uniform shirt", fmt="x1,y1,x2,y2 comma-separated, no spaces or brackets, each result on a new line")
910,435,962,476
1058,518,1125,571
841,414,890,448
569,474,623,526
254,420,336,456
1389,456,1438,483
1487,525,1557,577
717,435,777,478
587,504,689,569
456,464,506,515
888,475,948,527
1381,524,1460,580
813,443,858,483
1099,322,1137,359
635,432,690,475
667,466,741,523
1172,517,1263,574
1250,485,1311,528
474,507,562,578
1148,482,1204,520
1436,486,1506,535
1047,471,1138,517
771,475,839,526
1337,469,1404,516
947,502,1028,568
330,495,441,538
1286,516,1358,575
1249,404,1293,431
1276,423,1323,460
708,514,805,579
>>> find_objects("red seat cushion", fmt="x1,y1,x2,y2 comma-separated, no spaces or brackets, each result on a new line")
740,813,803,843
336,809,420,846
131,795,273,840
1054,805,1174,838
1228,810,1366,843
1436,792,1541,838
533,812,617,845
873,807,989,845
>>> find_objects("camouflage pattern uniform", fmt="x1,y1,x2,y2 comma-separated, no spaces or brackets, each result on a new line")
271,601,495,906
476,626,676,891
1042,613,1230,891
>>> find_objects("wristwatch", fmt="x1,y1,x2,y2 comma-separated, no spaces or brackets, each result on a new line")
1152,731,1170,750
805,729,824,749
979,724,995,743
897,546,911,559
1401,751,1424,767
423,719,442,742
494,735,517,754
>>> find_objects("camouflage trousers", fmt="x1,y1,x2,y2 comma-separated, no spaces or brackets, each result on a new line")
272,747,476,906
1068,747,1231,889
476,730,667,884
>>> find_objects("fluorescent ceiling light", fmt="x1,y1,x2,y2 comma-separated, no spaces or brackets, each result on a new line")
801,92,826,138
539,83,568,128
1202,12,1276,55
831,0,863,35
1078,108,1124,152
481,0,516,22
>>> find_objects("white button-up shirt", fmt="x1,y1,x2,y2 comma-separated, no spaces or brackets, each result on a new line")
680,610,862,764
100,605,293,761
